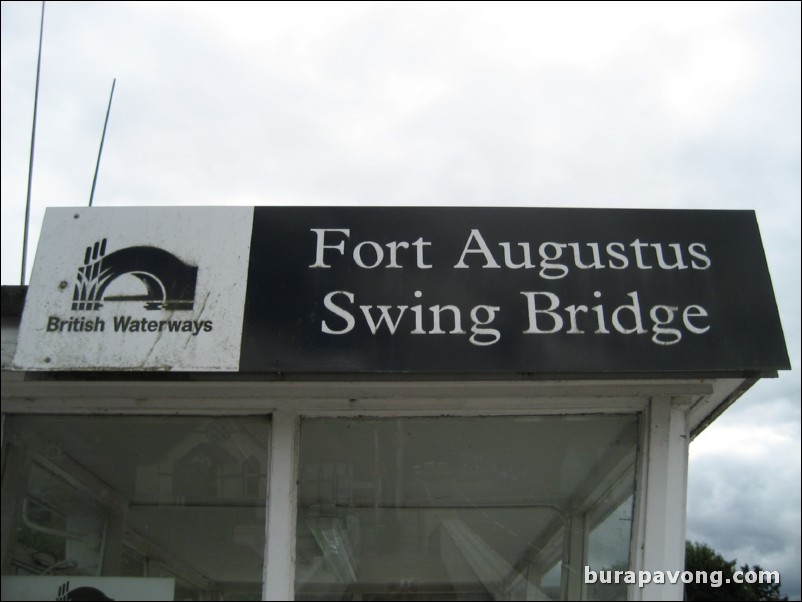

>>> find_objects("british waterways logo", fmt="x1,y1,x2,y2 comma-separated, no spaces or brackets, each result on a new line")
46,238,212,336
72,238,197,311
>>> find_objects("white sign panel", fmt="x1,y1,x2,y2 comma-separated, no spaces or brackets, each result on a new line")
14,207,252,371
1,576,175,601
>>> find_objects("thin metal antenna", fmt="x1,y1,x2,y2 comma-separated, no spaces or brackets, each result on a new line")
89,78,116,207
21,0,45,286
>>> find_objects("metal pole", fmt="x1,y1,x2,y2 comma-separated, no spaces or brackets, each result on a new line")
21,1,45,286
89,78,116,207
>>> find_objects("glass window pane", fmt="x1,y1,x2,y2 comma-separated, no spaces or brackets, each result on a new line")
295,415,638,601
1,416,270,601
585,494,635,601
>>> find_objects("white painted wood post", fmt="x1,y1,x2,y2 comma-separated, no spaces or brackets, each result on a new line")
263,411,300,601
636,396,690,601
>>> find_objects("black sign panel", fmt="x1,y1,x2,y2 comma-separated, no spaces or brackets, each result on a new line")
240,207,790,375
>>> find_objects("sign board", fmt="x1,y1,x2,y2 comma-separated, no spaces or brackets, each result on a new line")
14,207,790,375
15,207,252,371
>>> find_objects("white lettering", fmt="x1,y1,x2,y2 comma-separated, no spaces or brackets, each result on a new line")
310,228,350,268
688,243,712,269
469,305,501,346
611,292,647,335
321,291,356,334
454,229,501,269
521,291,709,345
361,305,408,334
521,292,563,334
683,305,710,334
353,241,384,269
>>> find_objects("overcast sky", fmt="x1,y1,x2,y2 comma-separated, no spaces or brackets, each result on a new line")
2,1,800,597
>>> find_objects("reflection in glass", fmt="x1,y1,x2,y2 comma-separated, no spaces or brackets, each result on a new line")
295,416,638,601
2,416,270,601
585,495,635,601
